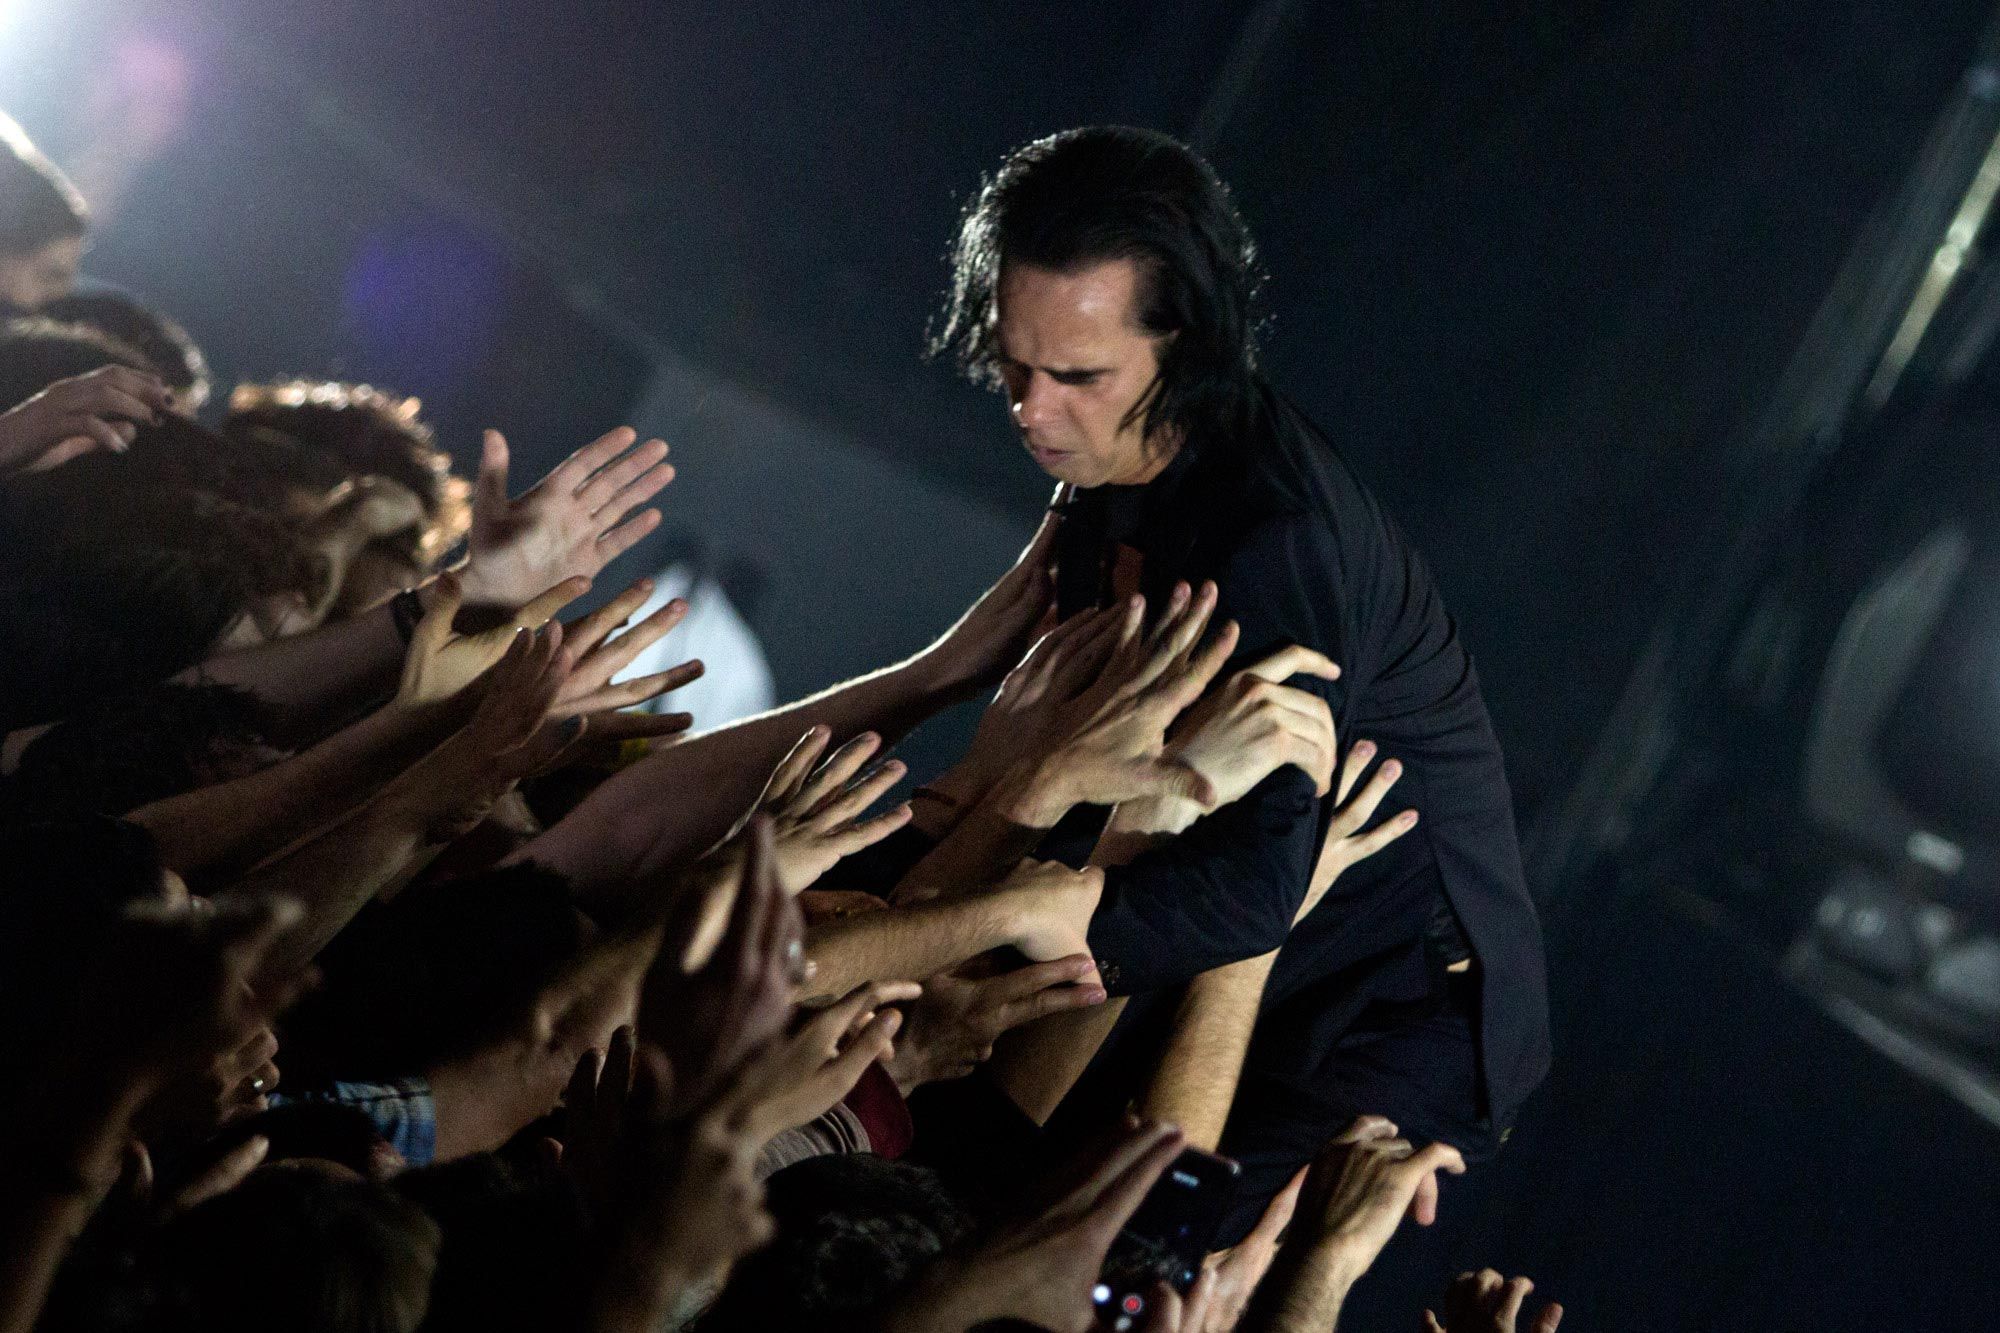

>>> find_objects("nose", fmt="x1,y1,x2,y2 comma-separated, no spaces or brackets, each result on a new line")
1013,371,1057,430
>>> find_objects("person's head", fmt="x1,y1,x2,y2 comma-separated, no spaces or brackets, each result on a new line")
0,816,176,1069
0,115,86,311
40,290,210,413
149,1167,440,1333
393,1152,586,1331
699,1155,975,1332
933,125,1264,489
283,865,584,1079
3,681,283,822
0,316,149,409
223,379,473,602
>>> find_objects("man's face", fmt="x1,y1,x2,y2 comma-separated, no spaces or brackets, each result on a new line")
0,234,83,310
994,258,1177,489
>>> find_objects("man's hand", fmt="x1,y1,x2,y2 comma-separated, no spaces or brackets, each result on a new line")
1168,644,1340,806
0,364,170,474
923,510,1061,700
459,425,673,612
1426,1271,1563,1333
396,570,589,708
552,576,703,729
709,980,917,1143
888,1119,1186,1333
1188,1166,1306,1333
1000,583,1242,827
637,815,804,1112
750,726,913,894
992,859,1106,971
927,602,1133,814
883,955,1106,1094
1302,1117,1466,1273
563,1031,774,1328
1298,739,1418,922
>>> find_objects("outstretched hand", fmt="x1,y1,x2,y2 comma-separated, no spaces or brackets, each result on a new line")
397,570,588,707
883,954,1106,1093
1003,582,1241,826
1426,1270,1563,1333
889,1119,1187,1333
924,509,1061,700
1298,738,1419,922
1301,1116,1466,1275
552,577,703,728
751,726,913,893
459,425,673,612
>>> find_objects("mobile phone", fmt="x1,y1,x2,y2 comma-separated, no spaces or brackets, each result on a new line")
1093,1146,1242,1329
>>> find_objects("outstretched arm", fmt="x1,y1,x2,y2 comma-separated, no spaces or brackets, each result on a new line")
517,515,1061,894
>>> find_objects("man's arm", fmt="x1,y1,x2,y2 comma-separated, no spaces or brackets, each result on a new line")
803,860,1101,1001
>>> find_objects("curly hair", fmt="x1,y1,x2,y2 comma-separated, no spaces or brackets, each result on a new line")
39,289,212,408
223,379,472,564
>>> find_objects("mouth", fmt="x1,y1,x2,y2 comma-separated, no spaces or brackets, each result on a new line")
1026,443,1074,468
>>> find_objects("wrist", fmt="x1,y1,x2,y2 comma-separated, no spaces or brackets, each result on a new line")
991,758,1072,830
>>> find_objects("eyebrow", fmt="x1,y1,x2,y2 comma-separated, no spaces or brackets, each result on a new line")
999,353,1112,378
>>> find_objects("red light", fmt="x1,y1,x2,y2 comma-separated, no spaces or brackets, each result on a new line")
1122,1294,1145,1315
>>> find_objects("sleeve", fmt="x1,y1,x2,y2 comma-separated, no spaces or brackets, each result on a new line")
1087,513,1348,995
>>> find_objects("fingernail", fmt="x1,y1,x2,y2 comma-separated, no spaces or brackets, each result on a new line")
1080,985,1107,1003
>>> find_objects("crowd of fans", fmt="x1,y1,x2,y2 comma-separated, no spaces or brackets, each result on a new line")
0,113,1562,1332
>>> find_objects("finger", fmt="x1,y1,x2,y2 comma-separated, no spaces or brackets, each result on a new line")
1343,809,1420,867
1329,757,1403,837
1473,1269,1505,1306
1130,757,1216,809
576,436,670,512
476,429,512,518
79,380,165,425
563,1046,604,1136
979,953,1100,1004
571,599,688,692
995,975,1107,1029
827,802,912,858
80,414,128,456
579,709,695,745
557,662,698,716
594,505,664,562
221,1026,281,1081
1496,1276,1535,1327
511,577,592,631
1170,619,1241,705
594,455,676,521
810,758,906,830
1411,1163,1441,1227
1245,645,1341,684
208,895,306,984
1066,1120,1181,1211
1140,583,1217,686
1085,1126,1188,1243
1333,739,1375,805
549,425,639,494
1333,1114,1399,1145
738,813,783,978
767,726,833,804
1423,1313,1447,1333
1249,1166,1308,1243
172,1135,269,1212
410,572,463,661
794,732,883,812
564,578,656,658
1533,1302,1565,1333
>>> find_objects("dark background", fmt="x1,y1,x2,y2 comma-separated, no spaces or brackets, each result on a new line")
8,2,2000,1326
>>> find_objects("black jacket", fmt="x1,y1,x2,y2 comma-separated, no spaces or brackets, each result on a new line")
1055,385,1552,1127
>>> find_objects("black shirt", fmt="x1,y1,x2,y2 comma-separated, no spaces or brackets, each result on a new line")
1055,385,1551,1126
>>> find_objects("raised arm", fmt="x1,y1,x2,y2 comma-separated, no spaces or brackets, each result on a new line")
516,514,1061,891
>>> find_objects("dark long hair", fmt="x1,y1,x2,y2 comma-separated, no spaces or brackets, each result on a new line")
931,125,1266,451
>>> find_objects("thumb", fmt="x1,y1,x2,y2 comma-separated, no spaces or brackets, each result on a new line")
1134,759,1216,809
410,573,461,659
475,429,511,521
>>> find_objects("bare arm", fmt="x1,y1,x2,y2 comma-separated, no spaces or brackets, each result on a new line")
519,514,1062,896
131,694,467,882
803,862,1100,1002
